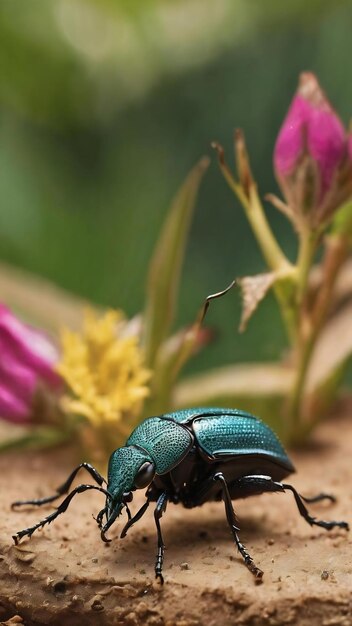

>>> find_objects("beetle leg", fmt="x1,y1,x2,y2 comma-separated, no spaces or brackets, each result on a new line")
12,462,106,509
154,492,168,584
12,484,110,545
301,492,336,504
120,499,150,539
237,475,349,532
214,473,263,581
280,482,349,532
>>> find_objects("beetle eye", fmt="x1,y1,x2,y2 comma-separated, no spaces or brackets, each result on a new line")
134,462,155,489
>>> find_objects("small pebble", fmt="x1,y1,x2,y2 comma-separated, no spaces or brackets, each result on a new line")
321,570,329,580
91,599,104,612
180,562,190,570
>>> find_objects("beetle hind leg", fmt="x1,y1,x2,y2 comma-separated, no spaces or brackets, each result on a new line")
236,475,349,532
301,492,336,504
281,482,349,531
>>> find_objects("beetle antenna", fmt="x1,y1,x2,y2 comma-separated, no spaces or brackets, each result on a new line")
199,279,236,325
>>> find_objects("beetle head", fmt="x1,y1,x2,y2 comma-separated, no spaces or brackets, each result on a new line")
101,446,155,541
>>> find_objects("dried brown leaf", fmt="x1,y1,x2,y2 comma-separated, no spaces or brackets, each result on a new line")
238,272,277,332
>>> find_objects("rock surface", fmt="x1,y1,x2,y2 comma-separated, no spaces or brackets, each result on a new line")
1,414,351,625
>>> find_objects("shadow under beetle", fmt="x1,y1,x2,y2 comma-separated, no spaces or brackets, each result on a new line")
12,407,349,583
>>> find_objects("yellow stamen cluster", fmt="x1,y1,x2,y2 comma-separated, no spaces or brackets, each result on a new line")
57,309,151,430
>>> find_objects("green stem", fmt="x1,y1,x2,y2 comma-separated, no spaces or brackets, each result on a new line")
296,228,319,308
286,232,344,441
247,186,292,273
286,333,315,440
223,170,297,343
245,189,298,345
285,229,319,437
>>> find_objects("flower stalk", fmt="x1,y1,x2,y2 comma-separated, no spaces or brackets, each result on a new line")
215,72,352,443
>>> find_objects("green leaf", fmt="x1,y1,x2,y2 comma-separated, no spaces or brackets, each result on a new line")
143,157,210,368
143,281,235,417
173,363,294,439
0,425,70,453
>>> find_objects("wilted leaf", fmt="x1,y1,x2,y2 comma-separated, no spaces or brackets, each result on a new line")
237,272,277,332
173,363,294,437
143,157,210,368
306,302,352,392
234,129,254,197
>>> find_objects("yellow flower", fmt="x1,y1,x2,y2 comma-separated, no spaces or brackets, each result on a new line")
57,309,151,431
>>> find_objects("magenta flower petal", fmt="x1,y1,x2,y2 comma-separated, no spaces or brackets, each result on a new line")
0,385,31,423
0,304,62,423
274,94,309,176
274,73,346,210
303,77,346,197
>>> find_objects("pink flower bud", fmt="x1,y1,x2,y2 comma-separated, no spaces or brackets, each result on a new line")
0,304,62,423
274,73,347,222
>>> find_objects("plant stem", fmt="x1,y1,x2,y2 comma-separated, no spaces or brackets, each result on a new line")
224,173,297,343
246,186,291,272
285,228,319,437
286,234,348,441
296,228,319,308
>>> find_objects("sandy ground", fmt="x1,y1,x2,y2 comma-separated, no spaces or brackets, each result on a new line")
0,412,351,626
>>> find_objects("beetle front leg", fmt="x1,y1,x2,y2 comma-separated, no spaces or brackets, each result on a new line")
154,492,168,584
13,484,110,544
214,473,263,581
12,462,106,509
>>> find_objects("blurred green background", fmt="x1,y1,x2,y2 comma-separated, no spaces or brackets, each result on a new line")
1,0,352,374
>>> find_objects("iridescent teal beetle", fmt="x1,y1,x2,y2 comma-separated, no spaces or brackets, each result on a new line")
12,407,349,583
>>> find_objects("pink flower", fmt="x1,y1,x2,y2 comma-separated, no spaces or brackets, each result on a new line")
0,305,62,423
274,73,351,225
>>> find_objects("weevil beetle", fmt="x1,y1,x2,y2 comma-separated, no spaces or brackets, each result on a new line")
12,407,349,583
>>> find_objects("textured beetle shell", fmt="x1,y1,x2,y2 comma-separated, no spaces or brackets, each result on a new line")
126,417,193,474
161,408,294,472
194,415,291,464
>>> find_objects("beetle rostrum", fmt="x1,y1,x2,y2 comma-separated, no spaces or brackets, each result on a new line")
12,407,349,583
